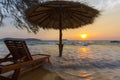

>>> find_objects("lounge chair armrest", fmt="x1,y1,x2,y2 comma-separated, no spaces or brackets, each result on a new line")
32,54,50,56
0,53,13,63
0,57,13,63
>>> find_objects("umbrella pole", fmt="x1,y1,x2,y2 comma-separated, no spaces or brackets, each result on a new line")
59,28,63,57
59,7,63,57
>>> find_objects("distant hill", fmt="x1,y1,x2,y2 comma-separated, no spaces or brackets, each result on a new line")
25,38,42,41
110,40,120,43
2,37,25,40
0,37,42,41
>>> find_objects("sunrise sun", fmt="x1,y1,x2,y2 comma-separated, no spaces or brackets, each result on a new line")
80,34,88,39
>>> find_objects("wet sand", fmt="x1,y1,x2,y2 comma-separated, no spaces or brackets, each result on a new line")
19,68,64,80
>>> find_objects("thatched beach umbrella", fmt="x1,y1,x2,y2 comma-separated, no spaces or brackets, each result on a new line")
25,1,99,57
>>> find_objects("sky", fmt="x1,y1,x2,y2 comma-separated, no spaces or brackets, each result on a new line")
0,0,120,40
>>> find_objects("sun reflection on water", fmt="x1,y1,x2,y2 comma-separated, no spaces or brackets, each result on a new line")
81,47,88,52
79,70,93,80
77,47,94,80
78,47,93,59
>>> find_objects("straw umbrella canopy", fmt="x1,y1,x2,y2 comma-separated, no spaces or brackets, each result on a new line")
25,1,99,57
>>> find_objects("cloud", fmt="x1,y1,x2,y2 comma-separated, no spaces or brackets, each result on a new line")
41,0,120,10
75,0,120,10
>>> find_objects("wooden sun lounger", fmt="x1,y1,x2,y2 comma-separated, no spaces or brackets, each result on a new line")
0,40,50,80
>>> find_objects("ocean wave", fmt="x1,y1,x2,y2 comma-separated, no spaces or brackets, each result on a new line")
0,44,120,80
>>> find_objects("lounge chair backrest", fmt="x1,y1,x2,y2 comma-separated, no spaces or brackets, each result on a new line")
4,40,33,61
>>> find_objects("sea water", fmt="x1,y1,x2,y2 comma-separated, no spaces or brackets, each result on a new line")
0,40,120,80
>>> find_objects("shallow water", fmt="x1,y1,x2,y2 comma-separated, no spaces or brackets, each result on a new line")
0,44,120,80
19,69,64,80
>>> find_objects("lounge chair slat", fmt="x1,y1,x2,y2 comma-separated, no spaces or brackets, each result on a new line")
20,61,46,75
0,56,49,73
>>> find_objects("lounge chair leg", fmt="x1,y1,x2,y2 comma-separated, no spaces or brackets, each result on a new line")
48,58,52,64
0,76,11,80
11,69,20,80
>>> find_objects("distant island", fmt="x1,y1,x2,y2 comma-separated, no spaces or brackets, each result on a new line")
110,40,120,43
0,37,42,41
0,37,60,45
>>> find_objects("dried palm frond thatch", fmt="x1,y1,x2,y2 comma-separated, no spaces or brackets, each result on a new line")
25,1,100,57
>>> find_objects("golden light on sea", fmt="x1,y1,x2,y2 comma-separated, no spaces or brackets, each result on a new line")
78,47,93,59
